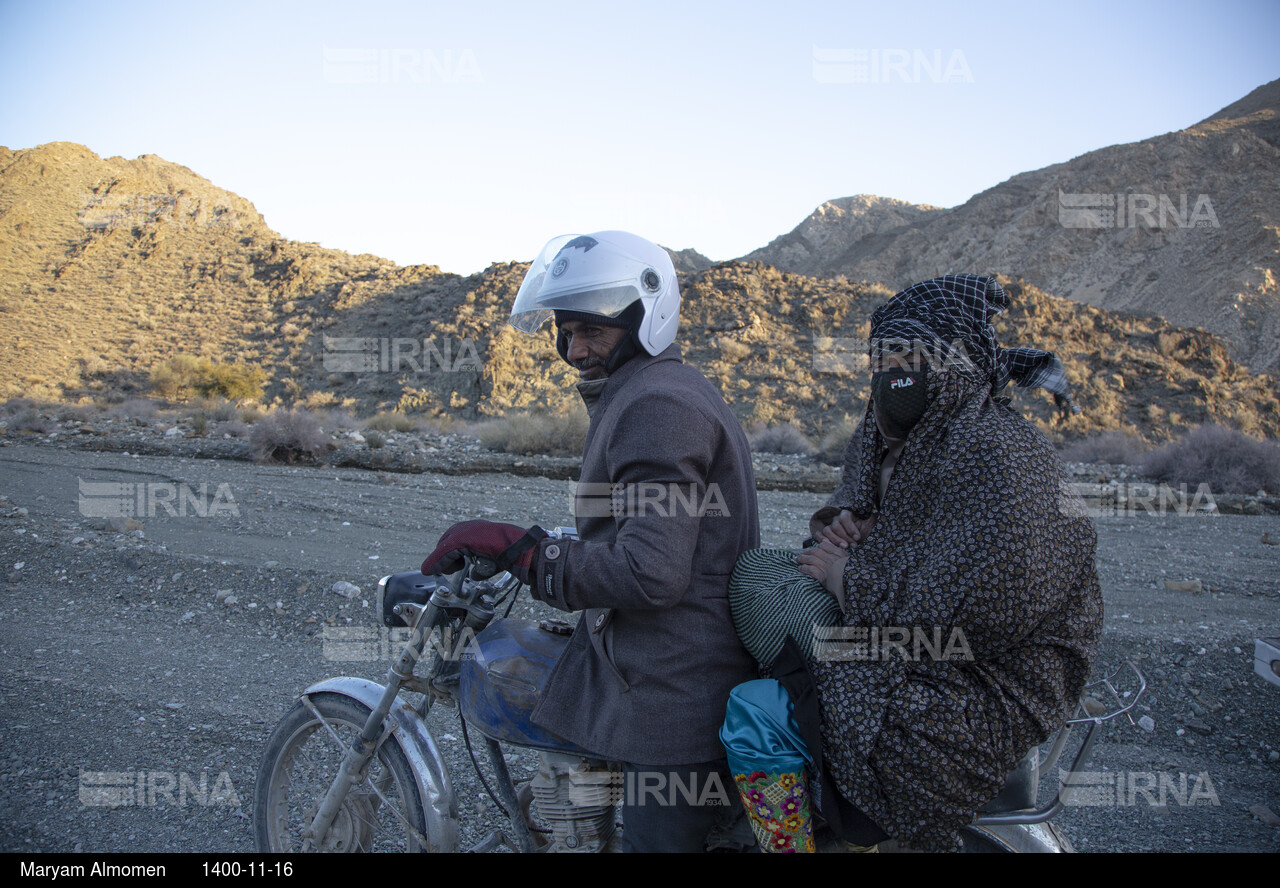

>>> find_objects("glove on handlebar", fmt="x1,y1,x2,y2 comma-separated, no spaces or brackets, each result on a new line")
421,520,547,584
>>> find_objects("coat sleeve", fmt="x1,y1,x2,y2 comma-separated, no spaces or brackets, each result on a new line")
534,390,721,612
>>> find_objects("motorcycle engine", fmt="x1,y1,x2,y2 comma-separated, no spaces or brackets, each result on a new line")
528,753,620,852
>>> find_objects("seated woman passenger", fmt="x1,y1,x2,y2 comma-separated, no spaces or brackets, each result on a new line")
722,274,1101,852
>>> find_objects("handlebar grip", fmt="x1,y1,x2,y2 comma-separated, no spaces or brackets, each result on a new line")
471,555,498,580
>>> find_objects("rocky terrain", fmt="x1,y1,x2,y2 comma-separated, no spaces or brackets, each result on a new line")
3,122,1279,447
745,79,1280,373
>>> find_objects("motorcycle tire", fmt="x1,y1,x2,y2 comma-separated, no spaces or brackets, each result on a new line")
254,692,430,852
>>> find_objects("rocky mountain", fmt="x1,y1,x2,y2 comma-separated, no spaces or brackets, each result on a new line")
743,79,1280,373
2,141,1278,445
663,246,715,274
743,195,943,274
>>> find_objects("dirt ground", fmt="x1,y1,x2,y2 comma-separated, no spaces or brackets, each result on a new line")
0,439,1277,854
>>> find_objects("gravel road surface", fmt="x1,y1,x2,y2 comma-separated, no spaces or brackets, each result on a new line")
1,441,1277,854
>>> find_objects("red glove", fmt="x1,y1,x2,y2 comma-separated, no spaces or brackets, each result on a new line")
421,520,546,583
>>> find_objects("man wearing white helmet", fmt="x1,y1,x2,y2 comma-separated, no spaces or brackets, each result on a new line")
421,231,760,851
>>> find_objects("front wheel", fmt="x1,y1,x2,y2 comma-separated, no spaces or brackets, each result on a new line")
254,692,429,852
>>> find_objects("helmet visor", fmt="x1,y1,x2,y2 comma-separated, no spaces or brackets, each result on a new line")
509,233,659,334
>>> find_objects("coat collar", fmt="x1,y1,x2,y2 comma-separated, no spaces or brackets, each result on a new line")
576,344,683,449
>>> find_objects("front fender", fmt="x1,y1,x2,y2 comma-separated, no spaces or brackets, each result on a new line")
302,676,459,852
962,822,1072,853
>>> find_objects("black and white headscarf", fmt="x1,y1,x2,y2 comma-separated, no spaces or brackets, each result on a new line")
869,274,1077,414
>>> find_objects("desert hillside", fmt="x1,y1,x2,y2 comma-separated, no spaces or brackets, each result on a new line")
744,79,1280,373
1,141,1278,444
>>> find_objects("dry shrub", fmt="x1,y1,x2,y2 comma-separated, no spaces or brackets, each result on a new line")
302,390,340,411
150,355,201,399
365,411,416,433
3,398,38,414
150,356,266,402
414,415,458,435
108,398,160,422
193,397,240,422
56,403,98,422
222,420,251,438
1141,424,1280,496
1059,431,1149,465
325,408,360,430
250,409,329,464
747,422,815,456
195,361,267,402
12,409,55,434
364,431,386,449
476,410,588,457
818,415,864,466
719,338,753,362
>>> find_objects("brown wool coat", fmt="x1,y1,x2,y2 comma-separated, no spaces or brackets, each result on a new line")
809,368,1103,851
531,344,761,764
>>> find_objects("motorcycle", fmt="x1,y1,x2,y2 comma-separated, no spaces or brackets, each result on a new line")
253,528,1147,853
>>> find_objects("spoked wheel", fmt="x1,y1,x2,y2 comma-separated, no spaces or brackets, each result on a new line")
254,693,429,852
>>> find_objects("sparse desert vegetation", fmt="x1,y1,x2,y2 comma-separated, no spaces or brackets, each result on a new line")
150,356,267,402
1140,424,1280,496
248,408,329,464
746,422,816,456
473,409,589,457
1059,431,1150,465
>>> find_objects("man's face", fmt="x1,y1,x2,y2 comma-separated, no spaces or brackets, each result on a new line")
558,320,627,380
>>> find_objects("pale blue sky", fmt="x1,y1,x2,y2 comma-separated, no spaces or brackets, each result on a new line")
2,0,1277,274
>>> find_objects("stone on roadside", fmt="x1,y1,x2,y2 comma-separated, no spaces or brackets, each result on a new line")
1163,578,1203,594
1138,715,1155,733
332,581,360,599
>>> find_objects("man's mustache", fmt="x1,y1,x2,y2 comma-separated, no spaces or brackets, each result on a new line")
572,356,606,373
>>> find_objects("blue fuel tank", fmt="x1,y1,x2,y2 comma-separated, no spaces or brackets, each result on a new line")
458,618,596,754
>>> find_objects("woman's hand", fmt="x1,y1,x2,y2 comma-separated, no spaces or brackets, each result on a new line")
795,539,850,609
810,510,876,548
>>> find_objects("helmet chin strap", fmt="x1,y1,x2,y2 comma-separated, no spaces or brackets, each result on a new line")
602,332,641,374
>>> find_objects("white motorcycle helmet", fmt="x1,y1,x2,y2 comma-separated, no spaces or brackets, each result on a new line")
509,230,680,358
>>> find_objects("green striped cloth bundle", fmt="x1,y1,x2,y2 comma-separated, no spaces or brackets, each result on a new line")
728,548,844,668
